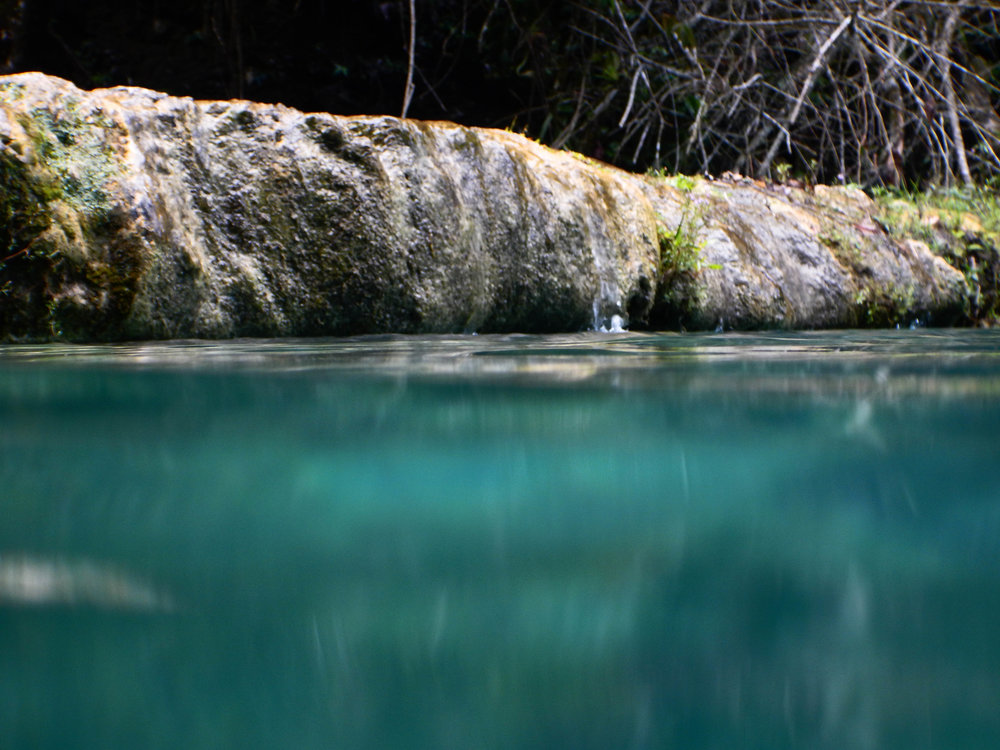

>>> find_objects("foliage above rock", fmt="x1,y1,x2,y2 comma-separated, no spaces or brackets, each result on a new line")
3,0,998,187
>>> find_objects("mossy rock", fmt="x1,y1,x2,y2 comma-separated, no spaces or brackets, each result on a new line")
873,188,1000,325
0,93,147,339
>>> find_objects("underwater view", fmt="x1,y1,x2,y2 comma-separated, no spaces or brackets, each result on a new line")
1,329,999,749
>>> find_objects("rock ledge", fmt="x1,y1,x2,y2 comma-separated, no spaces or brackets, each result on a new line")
0,73,968,340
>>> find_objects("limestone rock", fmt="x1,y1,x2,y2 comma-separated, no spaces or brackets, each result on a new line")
0,73,969,340
642,179,968,329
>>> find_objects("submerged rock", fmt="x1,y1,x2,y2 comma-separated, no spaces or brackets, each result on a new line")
0,73,969,340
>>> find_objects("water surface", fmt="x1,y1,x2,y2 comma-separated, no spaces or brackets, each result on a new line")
1,330,999,749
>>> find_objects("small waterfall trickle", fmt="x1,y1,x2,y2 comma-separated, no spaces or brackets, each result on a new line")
594,309,626,333
583,177,628,332
591,272,626,332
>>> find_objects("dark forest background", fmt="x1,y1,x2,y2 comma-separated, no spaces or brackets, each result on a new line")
2,0,999,187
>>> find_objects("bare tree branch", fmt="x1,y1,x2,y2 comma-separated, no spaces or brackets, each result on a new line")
401,0,416,118
516,0,999,185
936,0,973,185
760,12,853,174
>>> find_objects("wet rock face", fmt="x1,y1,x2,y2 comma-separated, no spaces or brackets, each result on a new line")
0,73,968,340
0,73,658,339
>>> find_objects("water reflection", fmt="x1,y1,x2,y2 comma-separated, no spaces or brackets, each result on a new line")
1,331,999,748
1,330,999,399
0,555,175,611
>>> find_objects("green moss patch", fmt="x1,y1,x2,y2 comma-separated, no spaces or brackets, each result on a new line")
0,99,146,340
21,102,123,215
873,187,1000,325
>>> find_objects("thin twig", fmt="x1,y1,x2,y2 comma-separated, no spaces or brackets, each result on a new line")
936,0,973,184
401,0,416,118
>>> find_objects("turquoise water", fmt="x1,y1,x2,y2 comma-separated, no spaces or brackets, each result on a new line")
1,330,999,749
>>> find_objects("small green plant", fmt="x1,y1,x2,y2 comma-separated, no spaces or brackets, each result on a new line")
646,169,701,193
670,174,698,193
657,203,707,277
